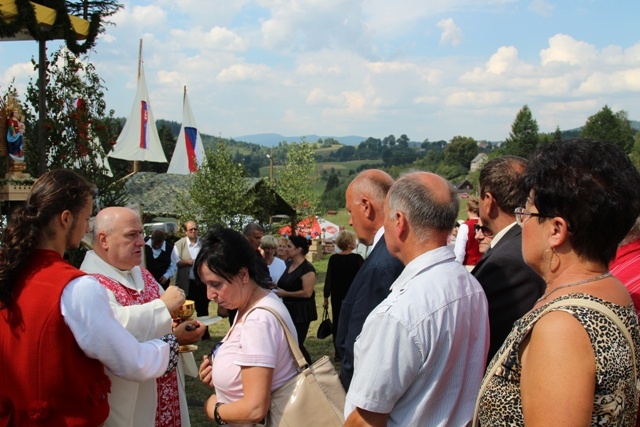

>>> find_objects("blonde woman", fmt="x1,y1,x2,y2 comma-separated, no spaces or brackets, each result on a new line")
260,235,286,285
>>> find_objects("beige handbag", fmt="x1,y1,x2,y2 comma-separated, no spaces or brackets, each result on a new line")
247,306,346,427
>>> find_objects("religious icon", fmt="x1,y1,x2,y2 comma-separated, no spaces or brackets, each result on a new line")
1,91,27,173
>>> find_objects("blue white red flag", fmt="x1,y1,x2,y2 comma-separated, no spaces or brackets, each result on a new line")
168,88,204,174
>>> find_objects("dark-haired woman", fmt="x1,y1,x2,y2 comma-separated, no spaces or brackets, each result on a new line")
476,140,640,426
274,235,317,365
0,170,180,426
195,226,298,426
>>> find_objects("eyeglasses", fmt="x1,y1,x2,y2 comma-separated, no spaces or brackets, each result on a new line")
514,207,549,226
187,228,197,232
474,224,493,237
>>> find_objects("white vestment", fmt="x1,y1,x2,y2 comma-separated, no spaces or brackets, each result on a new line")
81,251,191,427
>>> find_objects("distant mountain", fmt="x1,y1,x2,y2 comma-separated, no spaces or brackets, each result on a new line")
233,133,366,146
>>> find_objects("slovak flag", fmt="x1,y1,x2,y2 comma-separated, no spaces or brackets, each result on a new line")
168,88,204,174
140,101,149,149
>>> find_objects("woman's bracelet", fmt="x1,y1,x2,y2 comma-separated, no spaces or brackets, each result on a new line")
214,402,227,425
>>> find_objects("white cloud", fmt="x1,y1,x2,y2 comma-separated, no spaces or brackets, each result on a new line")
578,69,640,94
437,18,463,47
216,63,271,83
540,34,598,66
486,46,523,75
113,4,167,29
169,27,247,52
446,91,506,107
529,0,555,17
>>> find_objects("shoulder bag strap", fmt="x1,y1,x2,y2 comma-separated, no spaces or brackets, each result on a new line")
246,306,308,370
472,297,639,426
556,298,638,391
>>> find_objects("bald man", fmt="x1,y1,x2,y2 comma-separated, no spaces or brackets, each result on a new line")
335,169,404,390
81,207,204,427
344,172,489,427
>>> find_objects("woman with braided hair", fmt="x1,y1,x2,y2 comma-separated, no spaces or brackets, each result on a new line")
0,169,185,426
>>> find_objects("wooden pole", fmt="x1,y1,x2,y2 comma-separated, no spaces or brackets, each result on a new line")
37,39,47,175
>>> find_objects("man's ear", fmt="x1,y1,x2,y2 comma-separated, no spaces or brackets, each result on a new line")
360,197,373,219
97,231,109,250
482,192,498,217
388,209,407,240
395,211,409,241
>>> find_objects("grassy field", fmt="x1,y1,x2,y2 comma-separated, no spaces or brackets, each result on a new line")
184,258,334,426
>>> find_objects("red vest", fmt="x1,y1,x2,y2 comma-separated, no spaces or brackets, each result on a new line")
0,250,110,426
463,218,482,266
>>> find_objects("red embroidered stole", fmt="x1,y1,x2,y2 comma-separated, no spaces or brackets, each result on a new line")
92,269,181,427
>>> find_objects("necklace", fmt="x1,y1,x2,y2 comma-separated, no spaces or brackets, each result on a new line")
537,272,611,303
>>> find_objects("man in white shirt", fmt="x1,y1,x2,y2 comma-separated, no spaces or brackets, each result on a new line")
345,172,490,427
0,170,181,426
145,230,177,288
172,220,210,339
81,207,204,427
335,169,404,391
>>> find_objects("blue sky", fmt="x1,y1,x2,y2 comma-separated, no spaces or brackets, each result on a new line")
1,0,639,143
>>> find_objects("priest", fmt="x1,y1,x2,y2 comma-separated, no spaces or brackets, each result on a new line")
81,207,204,427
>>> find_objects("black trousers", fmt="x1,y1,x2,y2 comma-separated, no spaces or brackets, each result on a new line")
187,280,209,318
188,279,210,339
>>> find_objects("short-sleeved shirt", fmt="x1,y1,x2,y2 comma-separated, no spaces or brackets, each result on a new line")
267,257,287,285
211,293,298,404
345,246,490,426
277,260,317,323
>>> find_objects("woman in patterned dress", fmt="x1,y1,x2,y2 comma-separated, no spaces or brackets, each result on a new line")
476,139,640,426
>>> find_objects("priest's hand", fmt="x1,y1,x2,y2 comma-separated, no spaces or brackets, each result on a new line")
174,320,205,344
162,285,186,315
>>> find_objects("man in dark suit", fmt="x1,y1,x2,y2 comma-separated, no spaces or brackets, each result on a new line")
336,169,405,391
471,155,546,363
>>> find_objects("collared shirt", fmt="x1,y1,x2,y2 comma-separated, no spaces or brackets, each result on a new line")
372,226,385,249
146,239,178,280
171,238,201,280
345,246,490,426
489,221,517,249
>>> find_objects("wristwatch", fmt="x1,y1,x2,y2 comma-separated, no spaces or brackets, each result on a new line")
214,402,227,425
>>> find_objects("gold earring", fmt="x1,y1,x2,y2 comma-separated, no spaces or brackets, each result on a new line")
543,247,560,271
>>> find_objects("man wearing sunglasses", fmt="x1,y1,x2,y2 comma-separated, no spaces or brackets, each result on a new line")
471,156,545,363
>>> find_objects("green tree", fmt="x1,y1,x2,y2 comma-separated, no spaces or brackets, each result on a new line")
502,105,539,158
276,142,319,221
629,131,640,171
179,141,253,229
580,105,635,152
324,168,340,193
444,136,478,169
553,126,563,143
23,47,126,208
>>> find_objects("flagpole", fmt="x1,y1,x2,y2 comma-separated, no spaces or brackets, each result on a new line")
133,38,143,174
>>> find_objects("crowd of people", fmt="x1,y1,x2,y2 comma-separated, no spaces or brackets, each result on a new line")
1,137,640,426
